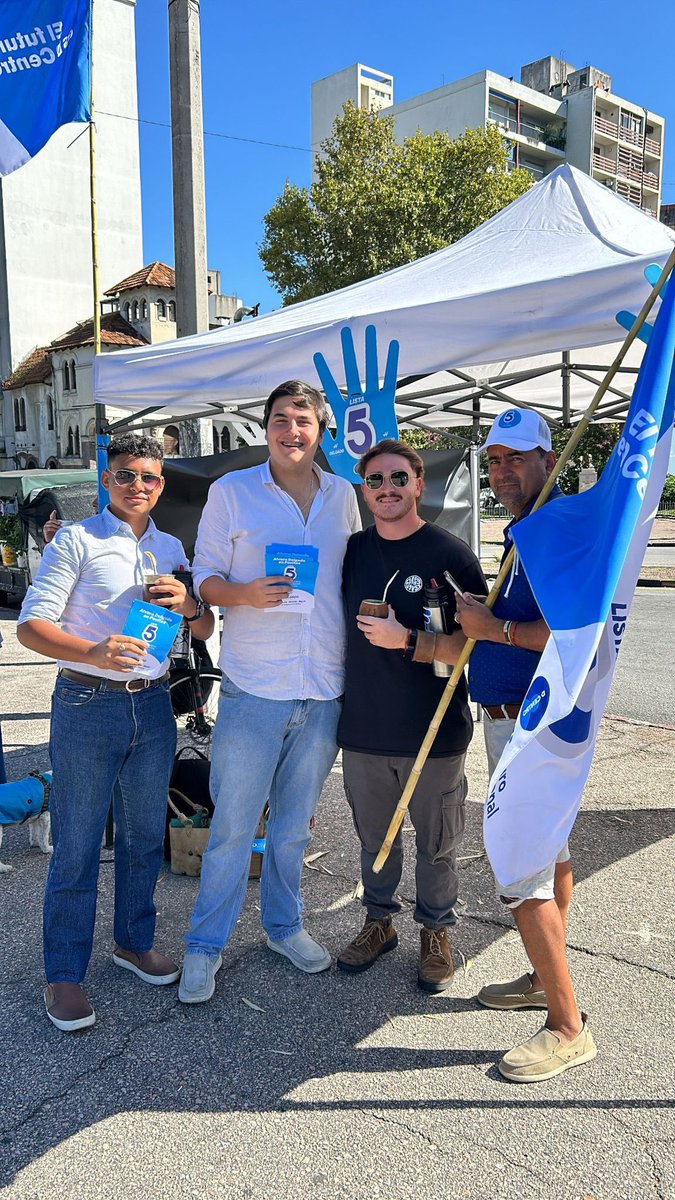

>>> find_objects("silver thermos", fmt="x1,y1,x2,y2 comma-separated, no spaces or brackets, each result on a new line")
423,578,452,677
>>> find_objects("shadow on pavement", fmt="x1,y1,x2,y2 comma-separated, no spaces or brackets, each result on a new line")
0,790,673,1189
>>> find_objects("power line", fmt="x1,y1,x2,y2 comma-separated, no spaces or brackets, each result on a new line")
96,109,310,153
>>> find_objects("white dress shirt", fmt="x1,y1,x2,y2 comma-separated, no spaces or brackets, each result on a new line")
192,460,361,701
19,506,188,680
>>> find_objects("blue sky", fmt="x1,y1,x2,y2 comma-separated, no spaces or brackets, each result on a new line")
135,0,674,314
134,0,674,470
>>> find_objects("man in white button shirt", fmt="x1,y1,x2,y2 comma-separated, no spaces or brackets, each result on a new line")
179,380,361,1004
18,434,213,1032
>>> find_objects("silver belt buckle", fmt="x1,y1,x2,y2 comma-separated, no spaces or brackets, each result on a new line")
125,677,150,693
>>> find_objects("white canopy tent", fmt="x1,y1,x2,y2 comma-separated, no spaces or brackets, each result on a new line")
94,165,674,434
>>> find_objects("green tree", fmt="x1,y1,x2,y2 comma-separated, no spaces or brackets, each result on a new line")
659,473,675,511
260,104,532,305
550,424,621,493
400,421,624,496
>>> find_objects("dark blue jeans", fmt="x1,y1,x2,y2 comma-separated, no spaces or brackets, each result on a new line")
44,675,177,983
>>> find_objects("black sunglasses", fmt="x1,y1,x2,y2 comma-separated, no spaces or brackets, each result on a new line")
364,470,410,490
110,468,163,491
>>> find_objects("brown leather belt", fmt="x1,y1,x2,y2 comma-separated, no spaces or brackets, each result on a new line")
482,703,522,720
59,668,169,693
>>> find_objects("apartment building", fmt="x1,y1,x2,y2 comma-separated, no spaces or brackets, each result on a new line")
312,56,665,219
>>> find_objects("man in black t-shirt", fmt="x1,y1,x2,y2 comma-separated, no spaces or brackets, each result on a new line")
337,439,485,992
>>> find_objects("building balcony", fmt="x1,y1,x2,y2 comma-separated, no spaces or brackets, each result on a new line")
644,135,662,157
593,151,616,175
594,113,619,140
616,162,660,191
618,123,645,149
488,112,565,155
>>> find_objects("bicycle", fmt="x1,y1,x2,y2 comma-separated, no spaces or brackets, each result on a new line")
168,620,222,756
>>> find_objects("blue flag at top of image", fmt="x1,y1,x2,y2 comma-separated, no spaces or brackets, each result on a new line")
0,0,91,177
483,272,675,896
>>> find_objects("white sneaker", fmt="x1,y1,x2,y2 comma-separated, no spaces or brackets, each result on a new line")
178,951,223,1004
266,929,331,974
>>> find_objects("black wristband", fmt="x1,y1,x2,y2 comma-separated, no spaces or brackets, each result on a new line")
405,628,418,658
185,599,206,623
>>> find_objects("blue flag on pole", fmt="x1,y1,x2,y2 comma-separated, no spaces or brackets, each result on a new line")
0,0,91,177
484,274,675,895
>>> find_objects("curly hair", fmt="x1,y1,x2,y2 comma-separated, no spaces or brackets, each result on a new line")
107,433,164,464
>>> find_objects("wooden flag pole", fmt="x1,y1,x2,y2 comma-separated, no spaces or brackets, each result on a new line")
372,245,675,874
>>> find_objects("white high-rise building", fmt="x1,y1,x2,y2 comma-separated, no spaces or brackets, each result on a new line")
0,0,143,469
312,56,665,219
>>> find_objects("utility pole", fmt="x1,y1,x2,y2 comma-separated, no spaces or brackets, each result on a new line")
168,0,210,456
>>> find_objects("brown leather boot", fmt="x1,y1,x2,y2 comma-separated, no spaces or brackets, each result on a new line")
337,916,398,973
44,982,96,1032
418,927,455,993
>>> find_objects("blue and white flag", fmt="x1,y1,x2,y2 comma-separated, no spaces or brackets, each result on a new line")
0,0,91,177
484,275,675,895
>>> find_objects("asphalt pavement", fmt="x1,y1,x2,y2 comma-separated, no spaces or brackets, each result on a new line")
0,596,673,1200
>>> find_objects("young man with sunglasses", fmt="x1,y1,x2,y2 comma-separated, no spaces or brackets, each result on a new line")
18,434,213,1031
337,439,485,991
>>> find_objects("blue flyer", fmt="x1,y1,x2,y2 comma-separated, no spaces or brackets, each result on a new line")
265,543,320,612
122,600,183,678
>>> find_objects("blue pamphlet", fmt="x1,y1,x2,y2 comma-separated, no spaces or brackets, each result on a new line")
265,543,320,612
122,600,183,678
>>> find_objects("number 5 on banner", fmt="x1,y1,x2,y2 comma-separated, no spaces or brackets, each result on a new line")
314,325,400,482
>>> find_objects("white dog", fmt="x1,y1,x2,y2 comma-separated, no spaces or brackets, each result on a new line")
0,774,53,872
0,810,52,872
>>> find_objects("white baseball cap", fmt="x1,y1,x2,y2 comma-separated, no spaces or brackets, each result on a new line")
484,408,552,453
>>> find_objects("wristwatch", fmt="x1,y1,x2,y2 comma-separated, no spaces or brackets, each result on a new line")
185,598,207,623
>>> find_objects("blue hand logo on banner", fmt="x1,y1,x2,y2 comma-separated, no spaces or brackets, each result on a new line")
314,325,399,482
616,264,664,345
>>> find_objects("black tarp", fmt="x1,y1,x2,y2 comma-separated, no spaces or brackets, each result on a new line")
154,446,472,560
20,482,98,551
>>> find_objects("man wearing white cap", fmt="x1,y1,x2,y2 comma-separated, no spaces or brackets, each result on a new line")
455,408,597,1082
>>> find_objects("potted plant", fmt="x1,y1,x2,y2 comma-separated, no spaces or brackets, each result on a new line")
0,513,24,565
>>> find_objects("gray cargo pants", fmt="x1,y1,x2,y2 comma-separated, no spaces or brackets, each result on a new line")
342,750,467,930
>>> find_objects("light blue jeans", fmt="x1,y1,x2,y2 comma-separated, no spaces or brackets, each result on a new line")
44,675,176,983
185,676,341,957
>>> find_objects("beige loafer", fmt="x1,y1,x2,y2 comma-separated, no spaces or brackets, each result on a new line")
477,971,548,1010
498,1014,598,1082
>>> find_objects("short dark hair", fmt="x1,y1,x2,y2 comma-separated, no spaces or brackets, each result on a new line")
263,380,328,433
107,433,164,464
356,438,425,480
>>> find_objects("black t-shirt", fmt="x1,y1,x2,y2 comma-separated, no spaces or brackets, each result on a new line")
338,523,486,757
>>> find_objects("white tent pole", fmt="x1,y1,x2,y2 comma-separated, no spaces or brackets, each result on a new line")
469,444,481,560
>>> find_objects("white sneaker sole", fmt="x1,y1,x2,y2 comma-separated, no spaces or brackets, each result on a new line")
266,937,331,974
44,993,96,1032
113,953,181,986
178,954,223,1004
